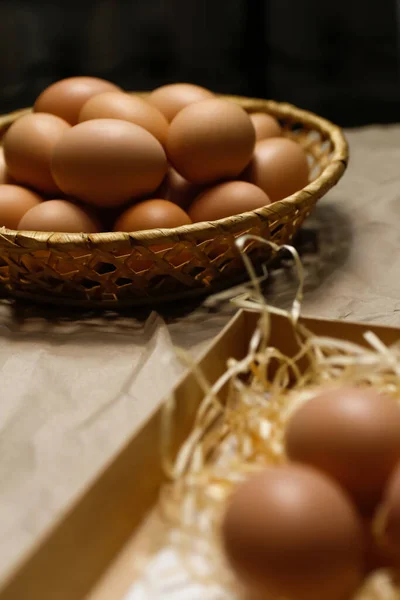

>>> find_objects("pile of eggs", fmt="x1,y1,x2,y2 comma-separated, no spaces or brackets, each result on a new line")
222,386,400,600
0,76,310,234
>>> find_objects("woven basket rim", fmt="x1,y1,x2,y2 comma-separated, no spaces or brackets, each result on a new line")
0,95,348,249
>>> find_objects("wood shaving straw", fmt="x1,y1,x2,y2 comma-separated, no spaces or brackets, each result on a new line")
147,236,400,599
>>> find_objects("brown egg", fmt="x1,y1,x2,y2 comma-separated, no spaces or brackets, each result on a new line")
148,83,214,122
18,199,100,233
222,465,364,600
363,516,393,573
244,137,309,202
167,99,256,184
158,168,205,209
285,386,400,513
114,199,191,232
375,463,400,566
189,181,270,222
0,184,43,229
116,198,194,271
250,112,282,141
79,92,169,146
0,148,14,184
3,113,70,195
51,119,167,208
34,76,122,125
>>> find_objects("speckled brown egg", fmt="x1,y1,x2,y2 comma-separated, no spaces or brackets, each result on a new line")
3,113,70,195
114,199,191,232
148,83,214,122
18,199,100,233
189,181,271,222
0,184,43,229
167,99,256,184
222,464,364,600
51,119,167,208
34,76,122,125
250,112,282,141
285,386,400,513
79,92,169,146
244,137,309,202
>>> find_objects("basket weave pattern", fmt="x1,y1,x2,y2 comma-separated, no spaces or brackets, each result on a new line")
0,95,348,307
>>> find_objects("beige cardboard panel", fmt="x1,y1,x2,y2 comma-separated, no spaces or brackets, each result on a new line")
0,310,250,600
268,313,400,358
2,311,400,600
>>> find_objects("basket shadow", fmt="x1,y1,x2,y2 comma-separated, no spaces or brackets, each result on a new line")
0,201,352,341
261,201,353,311
166,201,353,351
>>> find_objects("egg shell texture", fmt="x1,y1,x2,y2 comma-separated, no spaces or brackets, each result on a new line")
51,119,168,208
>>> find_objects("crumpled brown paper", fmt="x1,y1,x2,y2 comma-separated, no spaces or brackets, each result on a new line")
0,311,189,582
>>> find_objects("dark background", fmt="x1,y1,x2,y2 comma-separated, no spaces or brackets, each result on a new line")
0,0,399,127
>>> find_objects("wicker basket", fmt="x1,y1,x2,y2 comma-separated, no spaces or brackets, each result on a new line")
0,95,348,308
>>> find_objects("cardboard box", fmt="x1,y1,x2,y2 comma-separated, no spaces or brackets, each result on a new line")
1,311,400,600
